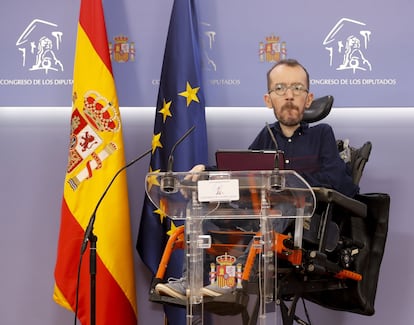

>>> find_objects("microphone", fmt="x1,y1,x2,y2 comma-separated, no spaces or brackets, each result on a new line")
161,125,196,193
265,122,285,191
265,122,284,170
81,147,152,254
167,125,196,173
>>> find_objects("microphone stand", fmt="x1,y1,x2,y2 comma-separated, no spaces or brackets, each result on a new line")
160,126,195,193
78,148,151,325
89,233,97,325
265,122,285,190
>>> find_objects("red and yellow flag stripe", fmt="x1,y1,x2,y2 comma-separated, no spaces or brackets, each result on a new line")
53,1,137,324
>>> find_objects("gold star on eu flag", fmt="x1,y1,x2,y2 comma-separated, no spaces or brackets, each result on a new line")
152,132,163,154
154,199,167,223
179,81,200,107
146,166,160,192
158,99,172,122
167,221,179,236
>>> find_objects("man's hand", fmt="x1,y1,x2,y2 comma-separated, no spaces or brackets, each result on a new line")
181,164,206,198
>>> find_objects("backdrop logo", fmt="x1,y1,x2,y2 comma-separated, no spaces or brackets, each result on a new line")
16,19,64,74
109,35,135,63
201,21,240,88
201,21,217,71
323,18,372,73
259,34,287,63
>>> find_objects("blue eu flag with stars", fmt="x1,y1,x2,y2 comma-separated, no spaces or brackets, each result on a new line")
137,0,208,323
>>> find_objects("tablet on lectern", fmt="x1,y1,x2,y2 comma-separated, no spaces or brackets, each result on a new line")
215,150,279,171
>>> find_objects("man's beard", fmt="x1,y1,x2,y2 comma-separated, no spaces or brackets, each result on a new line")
278,102,302,127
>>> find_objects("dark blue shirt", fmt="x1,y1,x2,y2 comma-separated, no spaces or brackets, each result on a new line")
249,121,359,197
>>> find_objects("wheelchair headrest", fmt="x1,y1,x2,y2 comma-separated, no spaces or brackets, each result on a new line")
303,95,334,123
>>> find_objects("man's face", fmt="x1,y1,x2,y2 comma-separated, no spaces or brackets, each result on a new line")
264,64,313,127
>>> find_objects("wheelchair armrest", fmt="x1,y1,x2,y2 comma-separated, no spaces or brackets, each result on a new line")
312,187,367,218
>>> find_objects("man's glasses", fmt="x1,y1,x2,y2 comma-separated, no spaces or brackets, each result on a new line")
268,83,308,96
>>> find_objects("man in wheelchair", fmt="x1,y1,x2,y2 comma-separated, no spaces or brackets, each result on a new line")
151,59,388,324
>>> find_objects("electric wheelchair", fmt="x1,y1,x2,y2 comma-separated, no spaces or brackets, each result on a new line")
147,96,390,325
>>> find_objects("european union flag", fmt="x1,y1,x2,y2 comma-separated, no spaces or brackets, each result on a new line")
137,0,208,323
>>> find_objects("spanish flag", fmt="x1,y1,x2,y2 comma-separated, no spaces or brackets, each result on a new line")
53,1,137,324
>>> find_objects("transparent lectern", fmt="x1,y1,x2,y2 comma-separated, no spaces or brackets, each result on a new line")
146,170,316,324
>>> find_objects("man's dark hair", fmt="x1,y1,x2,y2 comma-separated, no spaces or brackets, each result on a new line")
266,59,310,90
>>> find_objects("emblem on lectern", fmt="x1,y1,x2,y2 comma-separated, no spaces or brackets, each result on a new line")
208,253,243,289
